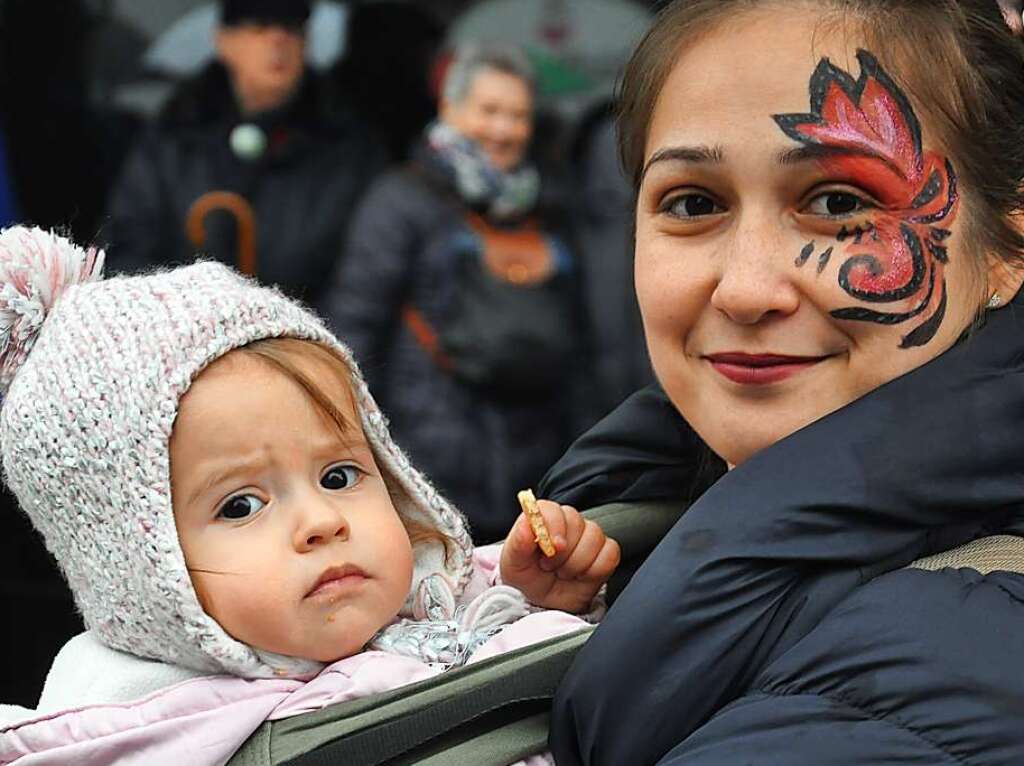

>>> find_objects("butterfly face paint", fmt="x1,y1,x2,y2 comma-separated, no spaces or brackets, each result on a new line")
774,50,959,348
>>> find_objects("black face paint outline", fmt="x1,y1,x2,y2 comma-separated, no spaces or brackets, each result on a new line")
775,50,960,349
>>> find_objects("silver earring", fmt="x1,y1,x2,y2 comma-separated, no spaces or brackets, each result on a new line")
987,293,1003,309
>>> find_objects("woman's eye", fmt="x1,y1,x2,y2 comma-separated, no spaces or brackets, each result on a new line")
218,494,265,521
662,193,723,219
805,191,869,218
321,465,362,490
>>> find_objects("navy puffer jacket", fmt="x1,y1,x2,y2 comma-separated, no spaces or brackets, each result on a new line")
542,295,1024,765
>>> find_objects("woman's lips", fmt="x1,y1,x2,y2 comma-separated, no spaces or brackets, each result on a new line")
705,352,830,385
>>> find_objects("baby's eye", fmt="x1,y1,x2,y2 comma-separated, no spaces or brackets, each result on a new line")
321,464,362,491
218,494,265,521
804,191,871,218
661,193,724,219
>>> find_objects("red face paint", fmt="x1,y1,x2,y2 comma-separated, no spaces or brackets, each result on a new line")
774,50,959,348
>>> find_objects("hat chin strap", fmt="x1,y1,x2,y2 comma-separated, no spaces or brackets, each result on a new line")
252,648,325,680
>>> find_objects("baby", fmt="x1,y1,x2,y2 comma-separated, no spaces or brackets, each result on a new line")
0,227,618,764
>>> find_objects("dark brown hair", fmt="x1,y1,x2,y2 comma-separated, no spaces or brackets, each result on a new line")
618,0,1024,270
238,337,446,551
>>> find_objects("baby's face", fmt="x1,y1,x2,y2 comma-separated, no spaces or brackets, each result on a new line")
170,351,414,663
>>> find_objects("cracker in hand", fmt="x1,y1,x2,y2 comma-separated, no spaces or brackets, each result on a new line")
517,488,556,558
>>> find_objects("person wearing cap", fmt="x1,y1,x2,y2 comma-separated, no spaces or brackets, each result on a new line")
103,0,385,304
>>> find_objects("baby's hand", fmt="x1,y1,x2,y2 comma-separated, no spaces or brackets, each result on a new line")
500,493,620,614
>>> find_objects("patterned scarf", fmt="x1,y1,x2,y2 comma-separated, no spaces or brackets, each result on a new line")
368,581,535,669
426,121,540,221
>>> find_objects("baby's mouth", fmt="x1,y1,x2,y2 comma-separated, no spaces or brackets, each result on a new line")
305,564,369,600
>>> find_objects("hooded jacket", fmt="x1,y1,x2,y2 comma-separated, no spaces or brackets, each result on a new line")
104,63,385,305
542,296,1024,765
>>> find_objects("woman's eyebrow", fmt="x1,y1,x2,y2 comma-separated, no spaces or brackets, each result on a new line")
776,143,894,171
641,144,725,183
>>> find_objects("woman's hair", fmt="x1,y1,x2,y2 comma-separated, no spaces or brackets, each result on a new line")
442,41,536,105
617,0,1024,270
237,337,447,551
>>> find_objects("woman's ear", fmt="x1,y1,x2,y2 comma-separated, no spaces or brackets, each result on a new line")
986,210,1024,306
998,0,1024,34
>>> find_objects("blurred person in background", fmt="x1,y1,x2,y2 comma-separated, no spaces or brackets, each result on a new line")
322,42,596,544
103,0,384,305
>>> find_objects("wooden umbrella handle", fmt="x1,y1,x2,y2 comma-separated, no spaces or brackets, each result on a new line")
185,191,257,276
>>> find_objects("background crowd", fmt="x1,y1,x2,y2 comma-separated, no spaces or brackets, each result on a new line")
0,0,656,706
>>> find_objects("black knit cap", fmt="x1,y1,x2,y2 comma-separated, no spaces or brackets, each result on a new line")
220,0,312,27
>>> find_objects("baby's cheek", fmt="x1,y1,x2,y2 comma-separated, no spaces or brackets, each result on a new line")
197,575,287,648
188,572,214,615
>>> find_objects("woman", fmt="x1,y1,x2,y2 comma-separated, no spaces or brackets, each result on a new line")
543,1,1024,763
323,43,593,544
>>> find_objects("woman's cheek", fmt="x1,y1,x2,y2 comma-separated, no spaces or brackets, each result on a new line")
636,236,704,335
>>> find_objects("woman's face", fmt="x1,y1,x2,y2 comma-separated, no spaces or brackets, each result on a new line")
441,67,534,171
636,7,1001,467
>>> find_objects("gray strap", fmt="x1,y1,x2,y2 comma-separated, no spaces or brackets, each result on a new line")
229,724,272,766
407,711,551,766
583,501,687,558
270,628,592,766
908,534,1024,575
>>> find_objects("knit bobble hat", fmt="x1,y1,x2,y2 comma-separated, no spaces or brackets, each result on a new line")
0,226,474,679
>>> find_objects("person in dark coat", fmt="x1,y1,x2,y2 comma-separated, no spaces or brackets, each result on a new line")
321,43,596,544
103,0,385,304
543,1,1024,763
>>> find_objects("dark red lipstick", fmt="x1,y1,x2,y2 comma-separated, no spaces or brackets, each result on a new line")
705,353,829,385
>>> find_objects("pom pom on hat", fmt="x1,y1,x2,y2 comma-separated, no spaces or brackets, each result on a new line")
0,226,104,395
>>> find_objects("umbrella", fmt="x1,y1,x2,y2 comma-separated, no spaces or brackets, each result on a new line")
186,191,257,276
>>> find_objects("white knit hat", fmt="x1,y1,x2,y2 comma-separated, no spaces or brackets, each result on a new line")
0,227,474,678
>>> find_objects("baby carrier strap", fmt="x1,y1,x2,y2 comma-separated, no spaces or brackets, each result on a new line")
908,533,1024,574
229,627,591,766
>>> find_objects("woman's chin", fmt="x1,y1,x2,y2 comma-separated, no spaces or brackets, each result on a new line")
700,409,822,469
488,151,524,172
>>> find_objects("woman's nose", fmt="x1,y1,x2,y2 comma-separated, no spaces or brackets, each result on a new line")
710,225,801,325
294,498,349,551
491,113,520,140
